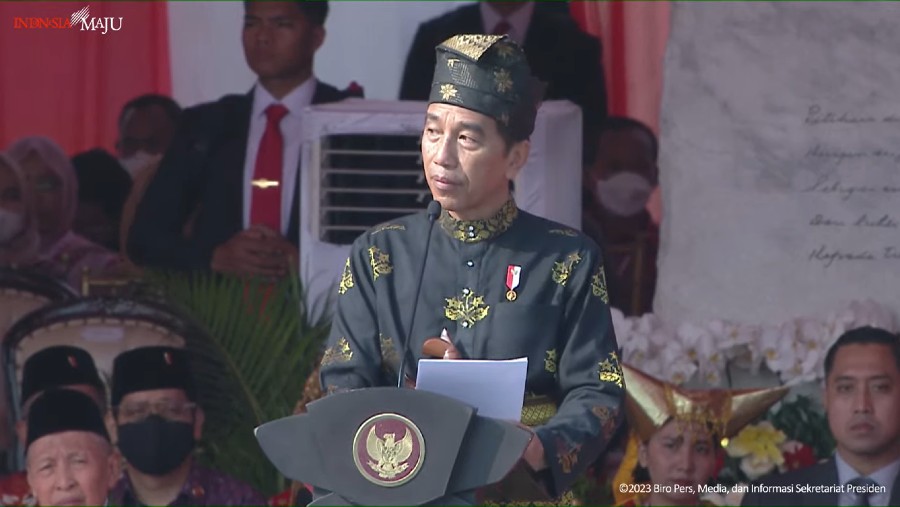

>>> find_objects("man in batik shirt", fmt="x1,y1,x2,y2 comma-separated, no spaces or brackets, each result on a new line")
320,34,624,500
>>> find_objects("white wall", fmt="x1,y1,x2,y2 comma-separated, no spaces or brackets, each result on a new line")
167,1,470,108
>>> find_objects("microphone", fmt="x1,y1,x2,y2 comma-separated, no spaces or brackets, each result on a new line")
396,200,442,388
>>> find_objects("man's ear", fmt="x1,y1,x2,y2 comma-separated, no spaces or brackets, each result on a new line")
194,407,205,440
504,140,530,182
106,447,122,489
312,25,326,52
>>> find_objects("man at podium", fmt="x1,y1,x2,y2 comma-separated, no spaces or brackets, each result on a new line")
320,34,624,501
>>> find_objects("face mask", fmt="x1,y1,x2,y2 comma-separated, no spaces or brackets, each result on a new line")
117,415,195,475
118,151,159,178
595,172,653,217
0,209,24,244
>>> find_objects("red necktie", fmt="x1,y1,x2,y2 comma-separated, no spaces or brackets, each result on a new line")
492,20,512,35
250,104,289,232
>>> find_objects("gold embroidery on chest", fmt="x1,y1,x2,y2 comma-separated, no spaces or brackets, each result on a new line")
544,349,558,374
439,199,517,243
444,290,490,328
598,351,624,388
552,252,583,287
380,334,398,368
371,224,406,235
591,265,609,303
321,338,353,366
338,258,354,295
367,246,393,280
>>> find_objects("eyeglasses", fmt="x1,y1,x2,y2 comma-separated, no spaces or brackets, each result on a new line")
116,401,197,421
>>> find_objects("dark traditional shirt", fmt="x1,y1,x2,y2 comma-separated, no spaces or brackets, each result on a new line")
320,199,625,496
109,462,266,506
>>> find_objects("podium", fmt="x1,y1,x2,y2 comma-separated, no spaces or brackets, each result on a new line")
255,387,532,506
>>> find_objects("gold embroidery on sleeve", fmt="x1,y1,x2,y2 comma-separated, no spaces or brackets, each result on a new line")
598,351,624,388
321,338,353,367
592,406,620,441
367,246,393,281
556,439,582,475
338,258,354,295
591,265,609,303
444,290,490,328
551,252,583,287
544,349,558,374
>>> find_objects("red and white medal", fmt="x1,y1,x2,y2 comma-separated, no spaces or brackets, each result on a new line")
506,265,521,301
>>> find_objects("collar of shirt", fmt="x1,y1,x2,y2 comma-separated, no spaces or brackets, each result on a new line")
479,1,535,45
835,451,900,506
251,77,317,120
114,461,206,506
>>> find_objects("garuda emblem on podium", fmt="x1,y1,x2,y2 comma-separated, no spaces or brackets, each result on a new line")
353,413,425,487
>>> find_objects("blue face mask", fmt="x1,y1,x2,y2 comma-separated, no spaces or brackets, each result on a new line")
117,415,194,475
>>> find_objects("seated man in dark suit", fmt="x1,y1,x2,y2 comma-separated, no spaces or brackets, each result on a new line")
128,1,362,279
742,326,900,506
399,1,607,165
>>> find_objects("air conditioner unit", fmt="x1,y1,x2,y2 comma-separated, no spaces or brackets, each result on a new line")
296,99,583,316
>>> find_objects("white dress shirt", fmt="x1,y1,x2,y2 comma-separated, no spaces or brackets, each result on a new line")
479,2,535,45
835,451,900,506
242,78,317,234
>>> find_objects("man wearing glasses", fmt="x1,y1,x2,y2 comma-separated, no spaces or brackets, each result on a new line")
107,346,264,506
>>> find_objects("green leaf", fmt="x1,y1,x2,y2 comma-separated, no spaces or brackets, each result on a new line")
144,271,330,495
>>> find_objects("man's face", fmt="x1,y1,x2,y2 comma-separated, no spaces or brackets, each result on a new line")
593,128,658,185
26,431,119,507
114,388,202,438
242,2,324,82
117,105,176,158
825,343,900,463
421,103,528,220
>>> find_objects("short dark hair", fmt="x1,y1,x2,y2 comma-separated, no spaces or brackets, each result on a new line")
600,116,659,163
71,149,132,220
117,94,181,134
244,0,329,26
824,326,900,381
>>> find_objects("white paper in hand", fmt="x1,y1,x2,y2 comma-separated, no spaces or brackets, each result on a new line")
415,357,528,421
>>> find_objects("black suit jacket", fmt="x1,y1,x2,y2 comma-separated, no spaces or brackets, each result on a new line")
127,81,360,271
398,3,607,164
740,458,900,506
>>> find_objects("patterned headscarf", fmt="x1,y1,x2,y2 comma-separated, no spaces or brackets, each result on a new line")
6,136,79,248
0,153,40,265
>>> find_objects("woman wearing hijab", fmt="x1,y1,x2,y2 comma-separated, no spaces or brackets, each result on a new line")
0,153,40,267
613,364,788,507
6,137,121,290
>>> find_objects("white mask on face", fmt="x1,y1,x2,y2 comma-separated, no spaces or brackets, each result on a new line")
118,151,160,178
595,172,654,217
0,208,24,244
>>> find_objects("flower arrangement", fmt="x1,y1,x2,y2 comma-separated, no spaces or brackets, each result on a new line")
612,299,895,387
705,396,835,505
